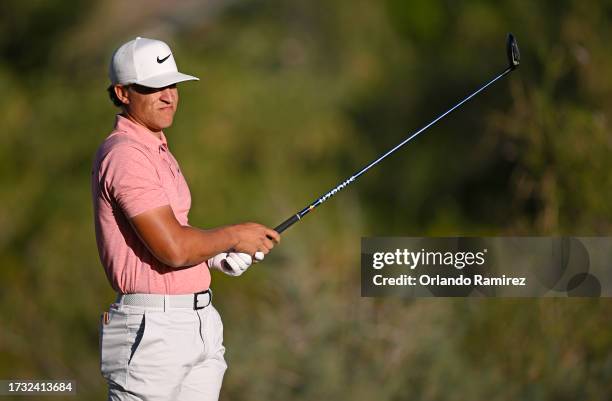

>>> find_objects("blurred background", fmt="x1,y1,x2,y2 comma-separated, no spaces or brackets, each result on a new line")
1,0,611,400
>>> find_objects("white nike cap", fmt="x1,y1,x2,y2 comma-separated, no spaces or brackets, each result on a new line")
109,37,199,88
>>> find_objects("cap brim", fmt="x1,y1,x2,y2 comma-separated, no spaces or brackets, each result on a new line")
136,71,199,88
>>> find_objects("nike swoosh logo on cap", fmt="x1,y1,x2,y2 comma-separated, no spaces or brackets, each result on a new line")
157,54,171,63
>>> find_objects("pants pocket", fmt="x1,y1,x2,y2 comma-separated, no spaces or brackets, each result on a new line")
99,308,128,388
203,305,227,365
126,311,148,365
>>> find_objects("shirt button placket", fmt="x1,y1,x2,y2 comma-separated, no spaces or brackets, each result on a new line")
159,145,176,178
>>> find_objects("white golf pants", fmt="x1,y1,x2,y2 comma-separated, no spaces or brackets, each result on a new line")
99,299,227,401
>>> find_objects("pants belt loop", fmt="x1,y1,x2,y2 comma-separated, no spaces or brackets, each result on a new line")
116,294,124,310
163,294,169,312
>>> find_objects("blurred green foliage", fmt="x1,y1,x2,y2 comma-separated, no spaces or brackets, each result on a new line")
0,0,611,400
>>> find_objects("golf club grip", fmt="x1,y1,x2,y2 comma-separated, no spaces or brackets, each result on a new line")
274,214,300,233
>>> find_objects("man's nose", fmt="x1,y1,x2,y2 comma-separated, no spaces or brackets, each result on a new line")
159,87,176,103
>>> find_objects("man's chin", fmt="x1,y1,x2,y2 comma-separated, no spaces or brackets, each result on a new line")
155,118,174,131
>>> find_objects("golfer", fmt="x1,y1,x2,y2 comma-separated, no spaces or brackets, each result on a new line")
91,37,280,401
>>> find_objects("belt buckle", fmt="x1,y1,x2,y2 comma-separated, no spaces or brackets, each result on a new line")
193,289,212,310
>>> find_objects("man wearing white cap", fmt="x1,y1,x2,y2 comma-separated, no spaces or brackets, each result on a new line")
92,37,280,400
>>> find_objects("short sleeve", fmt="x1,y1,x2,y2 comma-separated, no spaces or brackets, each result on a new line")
99,144,170,218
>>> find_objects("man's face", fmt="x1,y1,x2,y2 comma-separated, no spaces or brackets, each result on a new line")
115,84,179,133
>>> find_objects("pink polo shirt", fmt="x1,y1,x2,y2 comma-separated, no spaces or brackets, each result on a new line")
91,115,211,294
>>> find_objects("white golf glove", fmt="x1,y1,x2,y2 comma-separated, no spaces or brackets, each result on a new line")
208,252,265,276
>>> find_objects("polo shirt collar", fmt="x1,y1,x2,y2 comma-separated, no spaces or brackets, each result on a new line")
114,114,168,150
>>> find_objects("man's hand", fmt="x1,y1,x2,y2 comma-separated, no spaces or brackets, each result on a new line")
228,222,281,256
208,252,251,276
208,250,265,276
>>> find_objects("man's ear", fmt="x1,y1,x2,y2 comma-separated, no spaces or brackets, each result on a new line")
114,85,130,105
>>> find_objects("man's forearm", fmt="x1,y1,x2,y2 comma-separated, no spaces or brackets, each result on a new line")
172,225,238,268
129,205,278,269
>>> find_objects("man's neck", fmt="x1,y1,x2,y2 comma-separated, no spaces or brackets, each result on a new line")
121,112,162,139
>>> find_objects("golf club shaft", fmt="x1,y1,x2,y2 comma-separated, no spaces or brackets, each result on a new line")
274,66,514,234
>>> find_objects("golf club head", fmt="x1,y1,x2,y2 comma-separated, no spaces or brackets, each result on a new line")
506,33,520,70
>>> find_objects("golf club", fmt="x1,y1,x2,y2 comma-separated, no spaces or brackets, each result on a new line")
274,33,521,234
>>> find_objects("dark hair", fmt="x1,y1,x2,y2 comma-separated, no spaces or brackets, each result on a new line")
107,85,125,107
